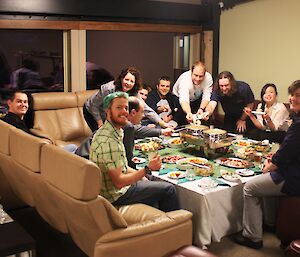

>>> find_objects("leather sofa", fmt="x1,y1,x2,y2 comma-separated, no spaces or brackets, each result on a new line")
30,90,96,147
0,119,194,257
286,240,300,257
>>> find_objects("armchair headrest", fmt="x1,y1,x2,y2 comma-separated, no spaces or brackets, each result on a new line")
32,92,77,110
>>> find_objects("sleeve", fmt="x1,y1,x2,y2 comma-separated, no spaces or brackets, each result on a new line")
243,83,255,104
201,72,213,101
272,119,300,166
134,124,161,139
145,91,159,113
210,90,220,102
256,103,264,126
176,73,191,104
144,102,162,124
271,104,290,130
86,90,104,121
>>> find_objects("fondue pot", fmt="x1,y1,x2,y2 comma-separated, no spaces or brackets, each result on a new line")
202,128,227,143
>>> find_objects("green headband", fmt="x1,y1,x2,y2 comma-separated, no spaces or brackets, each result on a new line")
103,91,129,110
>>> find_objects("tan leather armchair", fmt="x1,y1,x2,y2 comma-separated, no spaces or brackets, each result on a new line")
31,90,96,147
41,144,193,257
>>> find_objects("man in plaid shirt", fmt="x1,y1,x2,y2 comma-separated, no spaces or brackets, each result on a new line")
90,92,179,211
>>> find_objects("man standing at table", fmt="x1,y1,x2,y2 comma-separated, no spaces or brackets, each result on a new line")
203,71,255,133
89,92,179,211
172,61,213,123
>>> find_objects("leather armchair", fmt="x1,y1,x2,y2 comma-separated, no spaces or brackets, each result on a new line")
31,90,96,147
286,240,300,257
41,144,193,257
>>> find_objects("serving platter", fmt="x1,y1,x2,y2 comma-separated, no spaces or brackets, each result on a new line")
216,157,253,169
176,157,208,170
162,155,185,164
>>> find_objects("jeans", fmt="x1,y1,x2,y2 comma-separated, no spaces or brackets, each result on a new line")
113,180,179,212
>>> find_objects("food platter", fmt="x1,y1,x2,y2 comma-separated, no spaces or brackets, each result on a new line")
167,171,185,179
176,157,208,170
220,170,241,182
231,139,252,148
216,157,253,169
132,157,146,164
162,155,185,164
167,137,187,148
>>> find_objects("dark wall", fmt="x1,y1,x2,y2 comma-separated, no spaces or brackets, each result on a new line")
0,0,213,26
87,31,174,87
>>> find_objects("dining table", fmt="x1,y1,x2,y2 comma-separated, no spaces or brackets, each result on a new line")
134,136,279,248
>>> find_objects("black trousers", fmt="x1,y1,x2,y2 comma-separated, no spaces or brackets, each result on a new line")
83,104,98,132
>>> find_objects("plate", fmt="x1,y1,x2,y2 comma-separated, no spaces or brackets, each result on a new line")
232,139,252,148
236,169,255,176
167,171,185,179
176,157,209,170
251,111,266,115
162,155,185,164
132,157,146,164
216,157,253,169
171,132,180,137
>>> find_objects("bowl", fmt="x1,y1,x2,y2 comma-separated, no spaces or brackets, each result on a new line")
167,137,187,148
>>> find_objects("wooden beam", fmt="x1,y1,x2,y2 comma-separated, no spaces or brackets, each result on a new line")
0,19,201,33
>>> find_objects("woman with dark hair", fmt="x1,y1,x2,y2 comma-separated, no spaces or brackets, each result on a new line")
244,83,290,143
83,67,168,132
235,80,300,249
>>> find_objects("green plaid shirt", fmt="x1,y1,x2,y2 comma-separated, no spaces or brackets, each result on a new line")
90,121,129,203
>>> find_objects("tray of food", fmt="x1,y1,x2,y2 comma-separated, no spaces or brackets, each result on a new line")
231,139,252,148
167,137,188,148
176,157,209,170
216,157,253,169
162,155,185,164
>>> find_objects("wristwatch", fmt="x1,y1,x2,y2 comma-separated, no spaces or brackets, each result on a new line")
144,165,152,176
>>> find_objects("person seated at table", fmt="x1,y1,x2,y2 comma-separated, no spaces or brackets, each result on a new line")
234,80,300,249
244,83,290,143
202,71,255,134
146,76,185,127
89,92,179,211
83,66,172,132
172,61,213,124
76,96,173,168
1,90,77,153
138,83,152,101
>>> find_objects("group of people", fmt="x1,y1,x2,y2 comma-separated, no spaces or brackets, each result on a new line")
2,60,300,251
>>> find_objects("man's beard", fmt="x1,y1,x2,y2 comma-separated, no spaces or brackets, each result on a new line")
109,112,128,127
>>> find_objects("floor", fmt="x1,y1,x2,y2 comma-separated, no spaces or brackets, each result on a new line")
7,207,286,257
7,207,87,257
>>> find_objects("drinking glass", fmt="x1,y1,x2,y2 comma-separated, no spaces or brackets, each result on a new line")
186,167,196,181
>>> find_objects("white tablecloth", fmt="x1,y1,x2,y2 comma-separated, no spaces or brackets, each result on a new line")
152,172,257,247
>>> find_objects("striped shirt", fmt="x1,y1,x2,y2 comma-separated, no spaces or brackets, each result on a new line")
90,120,129,203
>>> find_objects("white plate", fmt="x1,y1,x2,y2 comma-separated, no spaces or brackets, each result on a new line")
171,132,180,137
167,171,185,179
236,169,254,176
132,157,146,164
220,170,242,182
251,111,266,115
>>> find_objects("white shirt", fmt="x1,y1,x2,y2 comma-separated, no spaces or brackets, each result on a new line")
172,70,213,104
256,102,290,131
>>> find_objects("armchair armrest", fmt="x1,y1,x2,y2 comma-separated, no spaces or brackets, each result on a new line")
30,128,54,144
98,210,192,243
